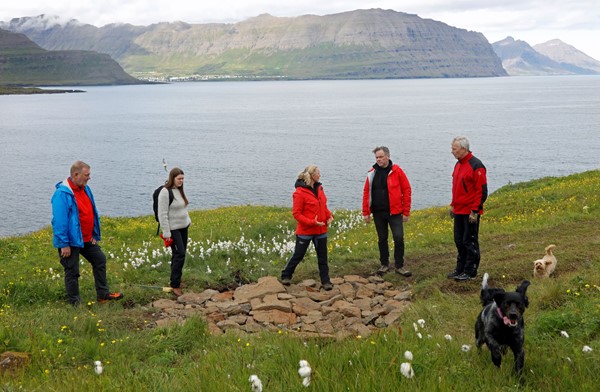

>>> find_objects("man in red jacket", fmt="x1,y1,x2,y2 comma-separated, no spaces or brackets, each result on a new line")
448,136,488,281
362,146,412,277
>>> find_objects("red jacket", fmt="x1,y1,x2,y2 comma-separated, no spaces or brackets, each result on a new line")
292,181,332,235
451,152,488,214
362,164,412,216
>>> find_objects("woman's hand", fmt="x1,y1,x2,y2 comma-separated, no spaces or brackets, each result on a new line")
315,215,326,226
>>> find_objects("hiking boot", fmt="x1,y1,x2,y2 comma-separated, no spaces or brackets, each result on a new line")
322,282,333,291
172,288,183,297
454,273,475,281
447,270,462,279
281,278,291,286
376,265,390,275
394,268,412,277
98,292,124,303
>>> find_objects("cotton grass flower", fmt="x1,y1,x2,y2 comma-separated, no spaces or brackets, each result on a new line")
417,319,425,328
298,360,311,387
582,345,593,353
404,351,413,361
94,360,103,375
462,344,471,352
444,334,453,341
249,375,263,392
560,331,569,338
400,362,414,379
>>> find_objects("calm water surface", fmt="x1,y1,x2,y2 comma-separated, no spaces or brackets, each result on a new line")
1,76,599,237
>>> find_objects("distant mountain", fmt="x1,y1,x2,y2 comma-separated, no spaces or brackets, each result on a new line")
492,36,599,76
0,28,144,86
533,39,600,74
1,10,507,79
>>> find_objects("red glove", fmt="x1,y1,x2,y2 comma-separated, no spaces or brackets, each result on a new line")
159,234,173,247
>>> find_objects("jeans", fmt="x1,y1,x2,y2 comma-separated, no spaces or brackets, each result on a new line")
373,212,405,268
453,214,481,276
59,242,109,304
281,234,330,284
170,226,189,289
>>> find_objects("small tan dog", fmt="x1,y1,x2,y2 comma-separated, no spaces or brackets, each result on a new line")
533,244,557,278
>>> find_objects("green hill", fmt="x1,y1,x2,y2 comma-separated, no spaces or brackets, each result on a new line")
0,28,144,86
0,170,598,390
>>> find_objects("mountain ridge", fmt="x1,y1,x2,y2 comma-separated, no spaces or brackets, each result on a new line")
492,36,600,76
1,9,507,79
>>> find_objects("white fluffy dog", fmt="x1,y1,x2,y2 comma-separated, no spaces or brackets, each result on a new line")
533,244,557,278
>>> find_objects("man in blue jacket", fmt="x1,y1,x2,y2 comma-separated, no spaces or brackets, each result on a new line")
51,161,123,305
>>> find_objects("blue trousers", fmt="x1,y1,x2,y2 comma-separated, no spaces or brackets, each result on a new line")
59,242,109,305
281,234,330,284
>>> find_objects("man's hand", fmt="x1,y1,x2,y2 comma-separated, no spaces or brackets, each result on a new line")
402,215,409,223
469,211,478,224
60,246,71,258
363,215,371,224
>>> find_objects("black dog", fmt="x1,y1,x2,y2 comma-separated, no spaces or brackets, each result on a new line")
475,273,530,374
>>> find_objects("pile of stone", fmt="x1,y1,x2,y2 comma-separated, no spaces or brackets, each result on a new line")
148,275,412,338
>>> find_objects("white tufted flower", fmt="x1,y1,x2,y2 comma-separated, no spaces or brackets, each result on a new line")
582,345,593,353
298,359,311,387
560,331,569,338
249,375,263,392
413,322,419,332
94,360,103,375
462,344,471,352
400,362,414,379
404,351,413,361
417,319,426,328
444,334,453,341
416,332,422,339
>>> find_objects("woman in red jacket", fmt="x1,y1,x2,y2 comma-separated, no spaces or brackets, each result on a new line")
281,165,334,290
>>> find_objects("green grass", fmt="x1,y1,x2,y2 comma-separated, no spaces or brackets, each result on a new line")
1,170,599,390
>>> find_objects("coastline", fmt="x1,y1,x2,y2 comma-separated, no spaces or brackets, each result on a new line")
0,86,85,95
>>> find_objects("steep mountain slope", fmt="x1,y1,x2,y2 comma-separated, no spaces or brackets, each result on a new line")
0,28,144,86
492,36,598,76
534,39,600,74
2,9,507,79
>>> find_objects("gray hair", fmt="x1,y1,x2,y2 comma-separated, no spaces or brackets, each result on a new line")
70,160,90,176
372,146,390,156
452,136,470,151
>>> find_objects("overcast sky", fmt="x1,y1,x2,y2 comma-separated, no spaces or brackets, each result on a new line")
2,1,599,60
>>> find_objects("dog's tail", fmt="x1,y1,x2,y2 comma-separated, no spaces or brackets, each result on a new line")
482,272,489,290
479,273,503,306
545,244,556,255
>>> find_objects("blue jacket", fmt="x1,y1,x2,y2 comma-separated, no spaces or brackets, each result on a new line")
51,179,101,249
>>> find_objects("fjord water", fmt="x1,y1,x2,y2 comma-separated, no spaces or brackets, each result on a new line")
1,76,599,238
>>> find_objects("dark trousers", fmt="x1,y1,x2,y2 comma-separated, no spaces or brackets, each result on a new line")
453,214,481,276
373,212,405,268
170,226,189,289
281,235,330,284
59,242,109,305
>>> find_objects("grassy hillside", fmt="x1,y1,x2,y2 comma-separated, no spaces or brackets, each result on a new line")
0,170,598,390
0,28,144,86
